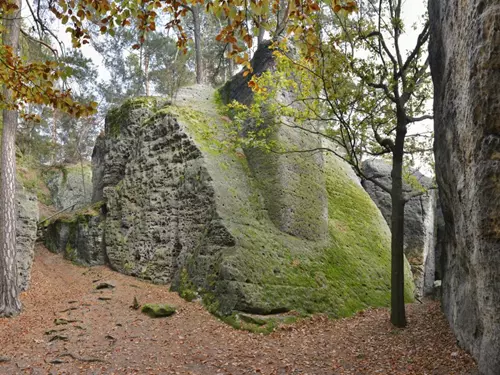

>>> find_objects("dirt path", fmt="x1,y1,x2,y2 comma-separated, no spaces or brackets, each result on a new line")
0,245,477,374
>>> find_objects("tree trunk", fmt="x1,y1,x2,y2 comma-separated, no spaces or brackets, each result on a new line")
390,115,407,327
51,109,58,163
192,4,203,84
0,0,22,317
227,20,234,78
144,52,150,96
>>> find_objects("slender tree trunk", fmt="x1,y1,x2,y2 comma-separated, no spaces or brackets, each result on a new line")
390,114,407,327
227,19,234,78
192,4,203,84
0,0,22,317
144,52,150,96
51,109,58,163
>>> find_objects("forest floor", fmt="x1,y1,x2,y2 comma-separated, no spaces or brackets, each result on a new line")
0,245,477,375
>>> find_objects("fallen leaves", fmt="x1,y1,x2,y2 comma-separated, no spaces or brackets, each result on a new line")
0,245,477,374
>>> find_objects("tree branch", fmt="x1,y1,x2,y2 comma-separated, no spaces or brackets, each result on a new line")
403,186,437,203
20,29,58,57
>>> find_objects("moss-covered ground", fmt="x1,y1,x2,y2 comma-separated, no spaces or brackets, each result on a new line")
141,303,176,318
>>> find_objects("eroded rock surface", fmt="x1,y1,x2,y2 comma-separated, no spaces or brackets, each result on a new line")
361,159,437,298
43,210,105,266
220,43,328,241
430,1,500,373
16,183,39,291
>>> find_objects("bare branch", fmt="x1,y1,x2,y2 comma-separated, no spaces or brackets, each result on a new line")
399,21,430,77
20,29,58,57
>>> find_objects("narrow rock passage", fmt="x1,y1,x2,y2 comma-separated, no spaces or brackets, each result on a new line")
0,245,477,374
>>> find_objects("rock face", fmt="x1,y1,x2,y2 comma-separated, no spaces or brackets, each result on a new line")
45,165,92,210
44,83,415,316
16,182,39,291
220,43,328,241
429,1,500,373
361,159,437,298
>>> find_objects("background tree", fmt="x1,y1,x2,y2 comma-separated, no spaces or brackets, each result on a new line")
0,0,23,317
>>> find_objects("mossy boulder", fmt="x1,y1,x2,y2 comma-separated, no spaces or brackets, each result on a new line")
141,303,176,318
89,85,414,318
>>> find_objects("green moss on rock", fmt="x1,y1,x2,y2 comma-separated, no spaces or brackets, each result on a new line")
177,268,198,302
106,97,168,138
141,303,176,318
98,87,415,322
166,88,414,317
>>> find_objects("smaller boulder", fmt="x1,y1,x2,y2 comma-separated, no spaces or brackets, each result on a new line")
141,303,176,318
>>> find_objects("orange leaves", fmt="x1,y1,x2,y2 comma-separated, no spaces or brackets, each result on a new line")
248,78,266,93
243,34,253,48
332,0,358,14
0,0,19,13
47,0,359,63
0,45,96,118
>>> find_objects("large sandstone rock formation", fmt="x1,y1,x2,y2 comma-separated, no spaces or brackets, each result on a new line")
44,84,415,316
16,182,39,291
429,1,500,373
361,159,437,298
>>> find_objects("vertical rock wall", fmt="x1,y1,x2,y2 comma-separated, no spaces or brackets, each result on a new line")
429,1,500,373
16,183,38,291
43,212,105,266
